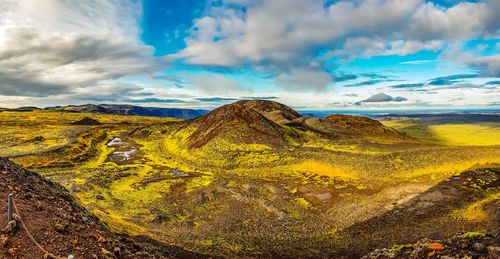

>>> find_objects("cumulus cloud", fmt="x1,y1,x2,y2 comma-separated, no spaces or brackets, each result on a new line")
0,0,496,108
175,0,498,68
440,44,500,77
355,93,407,105
188,74,244,94
0,0,142,40
0,29,160,97
331,38,443,60
276,68,332,91
0,72,70,97
0,0,166,102
465,55,500,77
392,96,408,102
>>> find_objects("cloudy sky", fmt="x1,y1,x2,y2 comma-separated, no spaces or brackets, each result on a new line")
0,0,498,109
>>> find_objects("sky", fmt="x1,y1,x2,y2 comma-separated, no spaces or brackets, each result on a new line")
0,0,498,110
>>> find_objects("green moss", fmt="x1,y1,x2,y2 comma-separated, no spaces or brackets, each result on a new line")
459,231,486,238
389,244,413,255
295,197,310,207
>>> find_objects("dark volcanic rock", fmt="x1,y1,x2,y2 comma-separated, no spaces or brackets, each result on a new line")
70,117,101,125
186,101,301,149
362,233,500,259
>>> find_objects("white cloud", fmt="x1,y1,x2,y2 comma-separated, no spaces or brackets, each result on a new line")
0,0,496,109
276,68,332,91
188,73,245,94
356,93,408,104
400,60,436,65
466,55,500,77
440,43,500,77
330,38,443,60
0,29,160,95
175,0,498,67
0,0,142,40
0,0,168,102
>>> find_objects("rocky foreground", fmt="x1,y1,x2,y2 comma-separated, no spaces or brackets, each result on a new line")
0,157,204,258
363,232,500,258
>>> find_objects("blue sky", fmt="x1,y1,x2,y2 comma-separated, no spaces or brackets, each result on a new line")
0,0,498,109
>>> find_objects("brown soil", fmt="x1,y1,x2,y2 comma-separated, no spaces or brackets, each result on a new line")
236,100,302,124
322,114,406,138
0,157,205,258
187,102,299,149
363,234,500,258
71,117,101,126
332,167,500,258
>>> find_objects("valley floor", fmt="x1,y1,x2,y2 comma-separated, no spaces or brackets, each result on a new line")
0,110,499,257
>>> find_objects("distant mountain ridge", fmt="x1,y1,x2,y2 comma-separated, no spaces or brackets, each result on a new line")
0,104,209,119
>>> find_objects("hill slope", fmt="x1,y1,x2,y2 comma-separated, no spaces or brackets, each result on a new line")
0,158,202,258
284,114,408,141
186,101,301,149
236,100,302,124
134,100,411,154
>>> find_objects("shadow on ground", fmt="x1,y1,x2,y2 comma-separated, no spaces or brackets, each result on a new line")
330,167,499,258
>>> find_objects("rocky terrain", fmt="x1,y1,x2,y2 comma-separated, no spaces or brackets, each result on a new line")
331,167,500,258
0,157,203,258
363,233,500,258
185,101,302,149
0,100,498,257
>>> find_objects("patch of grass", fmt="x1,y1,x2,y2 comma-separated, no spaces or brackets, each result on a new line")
382,118,439,142
458,231,486,238
389,244,413,255
428,123,500,146
452,192,500,222
293,160,356,180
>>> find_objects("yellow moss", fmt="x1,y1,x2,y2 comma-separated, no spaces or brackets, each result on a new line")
428,124,500,146
196,239,213,246
226,181,238,188
453,192,500,222
389,158,500,185
459,231,486,238
108,165,168,215
90,208,147,235
296,197,310,207
3,109,500,257
82,131,117,168
185,175,213,193
293,160,357,180
73,178,86,184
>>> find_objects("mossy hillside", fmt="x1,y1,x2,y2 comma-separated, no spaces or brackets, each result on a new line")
0,107,499,257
